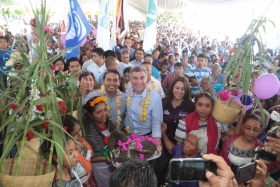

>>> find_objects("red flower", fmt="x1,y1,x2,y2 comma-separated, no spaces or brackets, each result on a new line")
59,106,68,114
36,104,44,111
30,18,37,27
40,120,49,129
57,101,67,114
58,101,65,107
10,103,18,110
104,136,109,145
26,130,34,142
63,126,68,131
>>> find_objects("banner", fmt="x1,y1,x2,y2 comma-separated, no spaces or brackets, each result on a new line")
116,0,129,38
143,0,157,54
66,0,91,59
97,0,111,51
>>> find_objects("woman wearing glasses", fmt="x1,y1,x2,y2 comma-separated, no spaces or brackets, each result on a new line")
220,114,264,174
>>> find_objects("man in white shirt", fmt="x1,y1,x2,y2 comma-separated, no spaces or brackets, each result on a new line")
129,48,144,66
82,48,106,82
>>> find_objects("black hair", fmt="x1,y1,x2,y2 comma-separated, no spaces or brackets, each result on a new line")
164,76,191,108
159,52,168,59
83,96,106,114
161,60,169,67
174,53,179,56
67,57,80,68
144,54,153,59
197,53,207,60
105,56,118,68
242,114,261,125
93,47,104,57
174,62,183,68
103,69,121,81
262,94,278,111
79,53,88,64
79,71,95,81
194,92,214,107
0,36,8,43
109,158,157,187
135,48,145,55
123,66,131,75
141,61,152,65
61,114,80,134
104,50,117,58
168,54,174,60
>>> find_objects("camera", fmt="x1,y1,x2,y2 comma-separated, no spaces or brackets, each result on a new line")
254,147,277,162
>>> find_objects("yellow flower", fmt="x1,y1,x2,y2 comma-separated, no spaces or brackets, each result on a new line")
90,96,106,107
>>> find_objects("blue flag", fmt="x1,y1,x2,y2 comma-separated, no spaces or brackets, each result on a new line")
66,0,91,59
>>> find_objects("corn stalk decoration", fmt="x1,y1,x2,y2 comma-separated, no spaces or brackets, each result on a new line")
224,17,278,120
0,0,82,179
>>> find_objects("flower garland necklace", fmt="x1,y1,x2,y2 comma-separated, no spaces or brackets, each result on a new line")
150,76,157,91
100,85,122,130
126,86,151,121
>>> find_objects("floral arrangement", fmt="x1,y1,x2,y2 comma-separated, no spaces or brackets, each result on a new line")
217,90,232,101
117,134,158,160
0,0,82,179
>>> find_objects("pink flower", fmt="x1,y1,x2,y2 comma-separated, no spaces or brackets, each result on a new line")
40,71,46,76
139,153,144,160
44,26,52,34
218,90,232,101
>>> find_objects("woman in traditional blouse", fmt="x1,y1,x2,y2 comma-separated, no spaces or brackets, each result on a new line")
175,92,245,154
220,114,264,175
83,96,116,187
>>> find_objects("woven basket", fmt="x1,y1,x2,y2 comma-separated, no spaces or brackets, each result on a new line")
212,98,241,124
16,137,40,159
0,158,55,187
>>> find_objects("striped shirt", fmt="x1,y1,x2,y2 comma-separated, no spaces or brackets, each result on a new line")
190,67,209,96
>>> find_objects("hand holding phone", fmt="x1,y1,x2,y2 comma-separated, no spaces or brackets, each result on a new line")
246,160,267,187
169,158,217,182
199,154,238,187
235,162,257,184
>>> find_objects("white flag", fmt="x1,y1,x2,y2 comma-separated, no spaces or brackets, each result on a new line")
143,0,157,54
110,0,117,48
97,0,111,51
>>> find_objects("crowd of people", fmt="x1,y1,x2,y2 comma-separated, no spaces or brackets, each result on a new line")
1,17,280,187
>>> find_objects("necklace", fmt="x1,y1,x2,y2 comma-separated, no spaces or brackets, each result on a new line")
150,76,157,90
100,85,122,130
126,86,151,121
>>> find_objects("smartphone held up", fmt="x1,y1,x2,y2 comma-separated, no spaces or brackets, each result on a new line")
169,158,217,183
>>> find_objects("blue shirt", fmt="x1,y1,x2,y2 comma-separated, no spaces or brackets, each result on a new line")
151,65,160,79
130,59,143,66
191,67,209,96
213,74,224,85
124,87,163,138
82,90,127,129
183,64,192,74
0,49,11,76
98,72,105,88
170,144,201,187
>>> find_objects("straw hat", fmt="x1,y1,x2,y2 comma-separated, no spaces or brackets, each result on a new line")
5,52,30,66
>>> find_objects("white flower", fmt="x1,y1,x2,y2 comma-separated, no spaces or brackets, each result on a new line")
270,111,280,122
